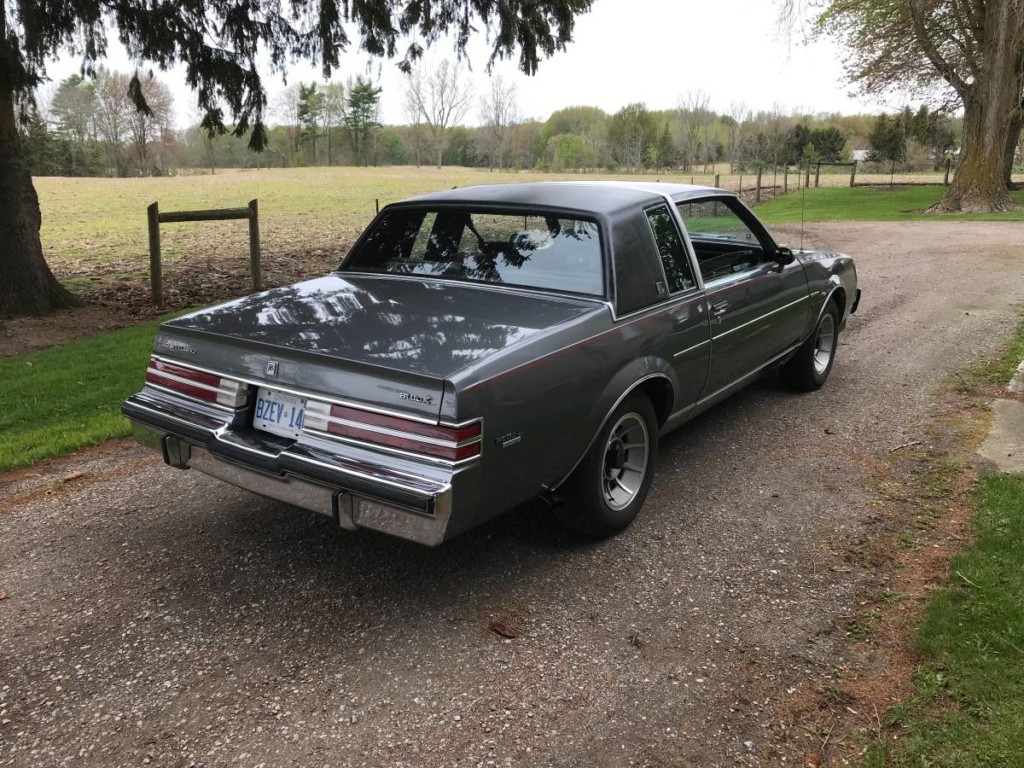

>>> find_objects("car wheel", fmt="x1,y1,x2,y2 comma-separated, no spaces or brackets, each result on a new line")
782,300,840,391
557,393,658,538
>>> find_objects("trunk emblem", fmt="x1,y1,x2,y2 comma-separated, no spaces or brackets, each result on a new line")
266,361,280,377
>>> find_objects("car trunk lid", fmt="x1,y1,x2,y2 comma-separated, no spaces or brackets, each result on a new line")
155,273,600,420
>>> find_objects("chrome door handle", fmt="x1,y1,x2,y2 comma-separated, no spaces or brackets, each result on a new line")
710,300,729,317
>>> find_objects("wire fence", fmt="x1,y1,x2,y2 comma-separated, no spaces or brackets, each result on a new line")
652,163,1024,205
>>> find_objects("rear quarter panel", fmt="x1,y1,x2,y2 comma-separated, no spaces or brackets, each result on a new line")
449,305,703,525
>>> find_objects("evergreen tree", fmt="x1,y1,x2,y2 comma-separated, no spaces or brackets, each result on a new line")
0,0,594,315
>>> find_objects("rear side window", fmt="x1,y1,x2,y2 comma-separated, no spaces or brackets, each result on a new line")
644,205,696,293
347,208,605,297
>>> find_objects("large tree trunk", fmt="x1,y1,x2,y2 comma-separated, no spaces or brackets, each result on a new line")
1005,101,1023,189
931,2,1022,212
0,53,80,315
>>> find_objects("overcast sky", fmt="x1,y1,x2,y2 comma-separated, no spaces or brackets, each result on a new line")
46,0,892,127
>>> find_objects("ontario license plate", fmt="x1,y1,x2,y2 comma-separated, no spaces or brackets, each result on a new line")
253,388,306,438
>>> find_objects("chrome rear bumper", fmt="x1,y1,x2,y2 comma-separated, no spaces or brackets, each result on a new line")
125,393,472,547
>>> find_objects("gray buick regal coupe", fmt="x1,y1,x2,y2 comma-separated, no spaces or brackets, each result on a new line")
123,182,860,546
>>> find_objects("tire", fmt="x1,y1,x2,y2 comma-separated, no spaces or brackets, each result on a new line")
556,393,659,538
782,300,840,391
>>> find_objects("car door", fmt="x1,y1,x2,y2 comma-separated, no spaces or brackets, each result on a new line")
676,196,810,396
641,204,710,409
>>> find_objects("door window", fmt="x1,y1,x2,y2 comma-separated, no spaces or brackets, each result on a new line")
676,199,766,283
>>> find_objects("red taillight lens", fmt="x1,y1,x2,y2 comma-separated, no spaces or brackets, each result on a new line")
303,401,481,461
145,358,249,407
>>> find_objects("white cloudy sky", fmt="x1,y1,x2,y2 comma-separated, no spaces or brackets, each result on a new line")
46,0,892,126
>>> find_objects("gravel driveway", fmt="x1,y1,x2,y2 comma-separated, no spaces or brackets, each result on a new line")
3,221,1023,767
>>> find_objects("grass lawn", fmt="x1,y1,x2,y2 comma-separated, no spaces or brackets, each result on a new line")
754,185,1024,225
0,317,169,472
865,473,1024,767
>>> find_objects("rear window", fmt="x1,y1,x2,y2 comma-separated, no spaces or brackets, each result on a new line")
344,208,605,297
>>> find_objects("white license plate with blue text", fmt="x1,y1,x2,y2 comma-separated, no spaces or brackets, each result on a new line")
253,388,306,438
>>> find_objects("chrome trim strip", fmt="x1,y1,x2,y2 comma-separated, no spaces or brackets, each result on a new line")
817,286,844,324
703,267,762,292
301,427,481,469
151,354,443,426
665,342,802,422
673,339,711,359
710,294,809,341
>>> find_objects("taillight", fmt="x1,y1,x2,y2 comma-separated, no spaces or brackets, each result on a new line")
145,358,249,408
304,401,481,461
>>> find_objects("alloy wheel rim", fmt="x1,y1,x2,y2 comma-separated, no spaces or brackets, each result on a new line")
813,313,836,375
602,412,649,511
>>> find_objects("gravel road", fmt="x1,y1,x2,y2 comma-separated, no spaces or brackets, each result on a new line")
3,222,1023,767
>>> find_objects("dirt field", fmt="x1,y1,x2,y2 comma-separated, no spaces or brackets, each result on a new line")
2,221,1023,766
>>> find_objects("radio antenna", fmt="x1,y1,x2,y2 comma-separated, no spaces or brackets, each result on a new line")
799,167,807,252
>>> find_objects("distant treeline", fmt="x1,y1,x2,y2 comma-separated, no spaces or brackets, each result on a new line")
22,72,968,177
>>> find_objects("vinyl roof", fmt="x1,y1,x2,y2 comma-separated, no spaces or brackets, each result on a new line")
394,181,733,216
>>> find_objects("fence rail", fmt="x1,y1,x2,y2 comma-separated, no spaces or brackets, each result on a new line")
146,199,261,307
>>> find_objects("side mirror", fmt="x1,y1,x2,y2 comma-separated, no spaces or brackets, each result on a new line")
775,246,796,266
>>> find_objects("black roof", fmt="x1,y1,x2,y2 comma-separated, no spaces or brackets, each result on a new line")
393,181,731,217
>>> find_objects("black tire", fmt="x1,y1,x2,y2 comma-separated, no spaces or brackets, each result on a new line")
782,300,840,391
556,393,658,538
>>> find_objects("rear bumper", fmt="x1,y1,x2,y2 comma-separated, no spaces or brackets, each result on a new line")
123,392,478,546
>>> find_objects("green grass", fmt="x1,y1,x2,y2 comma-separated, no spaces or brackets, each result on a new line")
953,320,1024,395
35,166,732,266
0,317,173,472
864,474,1024,767
754,186,1024,225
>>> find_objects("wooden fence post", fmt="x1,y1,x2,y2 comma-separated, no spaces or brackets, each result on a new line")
147,202,163,308
738,173,743,194
804,162,811,189
783,166,788,194
248,199,261,291
755,167,762,202
815,163,821,188
849,161,857,187
714,174,720,188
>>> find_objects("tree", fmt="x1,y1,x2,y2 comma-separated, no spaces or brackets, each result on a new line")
95,69,133,176
321,82,345,166
608,102,657,171
674,90,713,171
297,83,324,164
868,112,907,182
814,0,1024,211
342,76,383,166
478,75,518,170
403,60,474,168
48,75,98,175
127,75,174,174
907,105,957,169
654,122,677,170
1,0,594,316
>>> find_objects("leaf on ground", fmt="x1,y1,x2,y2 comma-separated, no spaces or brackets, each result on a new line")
488,619,520,639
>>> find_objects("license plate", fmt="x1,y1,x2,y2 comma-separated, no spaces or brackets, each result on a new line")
253,388,306,439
